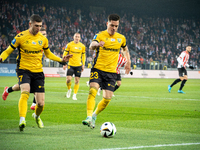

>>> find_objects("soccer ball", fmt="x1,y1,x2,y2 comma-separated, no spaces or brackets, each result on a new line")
100,122,116,137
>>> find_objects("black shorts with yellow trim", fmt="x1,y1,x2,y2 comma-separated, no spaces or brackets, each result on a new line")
89,68,117,92
178,67,187,77
67,65,82,77
16,69,45,93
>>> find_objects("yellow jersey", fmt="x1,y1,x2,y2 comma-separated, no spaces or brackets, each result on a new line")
0,29,62,72
93,30,126,73
63,41,86,67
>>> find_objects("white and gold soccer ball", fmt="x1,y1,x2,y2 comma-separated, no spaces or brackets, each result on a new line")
100,122,116,137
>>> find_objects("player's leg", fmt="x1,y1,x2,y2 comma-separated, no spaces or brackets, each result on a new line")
66,66,74,98
30,96,36,110
82,69,100,127
17,70,31,131
168,68,182,93
114,74,121,92
72,66,82,100
31,72,45,128
18,83,30,131
73,76,80,100
90,72,116,129
2,84,20,100
178,75,188,94
32,92,44,128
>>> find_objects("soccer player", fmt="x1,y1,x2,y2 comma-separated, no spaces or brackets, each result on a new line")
2,27,47,111
168,46,194,94
82,14,131,129
63,33,86,100
0,14,72,131
96,51,132,96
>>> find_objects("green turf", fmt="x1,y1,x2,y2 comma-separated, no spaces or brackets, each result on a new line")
0,76,200,150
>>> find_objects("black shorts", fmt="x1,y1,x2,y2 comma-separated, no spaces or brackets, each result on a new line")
116,74,121,81
89,68,117,92
16,69,45,93
178,68,187,77
67,66,82,77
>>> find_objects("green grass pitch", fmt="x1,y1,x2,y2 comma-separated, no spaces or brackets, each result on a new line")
0,76,200,150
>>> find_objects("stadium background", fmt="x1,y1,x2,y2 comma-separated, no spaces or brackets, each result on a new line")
0,0,200,70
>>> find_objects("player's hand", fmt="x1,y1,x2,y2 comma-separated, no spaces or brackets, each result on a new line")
98,41,105,47
62,54,73,62
0,58,2,63
189,66,194,70
63,65,67,70
82,65,85,72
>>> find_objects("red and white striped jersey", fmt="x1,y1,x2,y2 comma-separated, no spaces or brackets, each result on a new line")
177,51,190,68
116,54,127,74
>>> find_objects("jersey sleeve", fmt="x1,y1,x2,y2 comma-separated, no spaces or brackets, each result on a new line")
177,52,185,66
63,43,70,57
121,36,127,48
92,34,100,43
82,45,86,66
43,37,49,49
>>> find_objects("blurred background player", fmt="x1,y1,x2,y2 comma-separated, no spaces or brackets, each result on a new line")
168,46,194,94
2,27,47,111
63,33,86,100
0,14,72,131
82,14,131,129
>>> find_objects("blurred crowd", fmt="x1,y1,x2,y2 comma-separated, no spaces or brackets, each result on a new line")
0,1,200,69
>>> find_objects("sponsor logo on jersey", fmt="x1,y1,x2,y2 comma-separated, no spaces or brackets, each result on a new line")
24,49,42,54
32,41,36,45
65,45,68,48
111,38,115,42
38,40,43,45
11,38,16,45
102,47,120,52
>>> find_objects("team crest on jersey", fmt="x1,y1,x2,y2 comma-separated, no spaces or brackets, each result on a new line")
117,38,122,43
106,38,108,41
38,40,43,45
11,38,16,45
79,47,81,50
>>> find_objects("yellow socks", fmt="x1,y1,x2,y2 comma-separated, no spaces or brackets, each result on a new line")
94,98,111,115
87,87,97,116
35,104,44,117
18,91,30,117
74,83,79,94
67,82,71,90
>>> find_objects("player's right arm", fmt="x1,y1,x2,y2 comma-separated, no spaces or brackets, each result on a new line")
0,35,20,62
0,46,15,62
89,41,105,50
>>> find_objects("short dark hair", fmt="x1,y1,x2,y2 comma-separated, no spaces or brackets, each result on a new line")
40,27,46,31
30,14,42,23
108,14,120,22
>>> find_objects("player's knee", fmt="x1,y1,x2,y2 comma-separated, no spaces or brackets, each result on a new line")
89,87,98,97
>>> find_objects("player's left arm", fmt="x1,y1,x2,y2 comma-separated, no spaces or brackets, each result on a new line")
121,46,131,74
81,45,86,72
44,48,72,63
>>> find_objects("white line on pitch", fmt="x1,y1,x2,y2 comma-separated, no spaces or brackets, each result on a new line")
93,142,200,150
